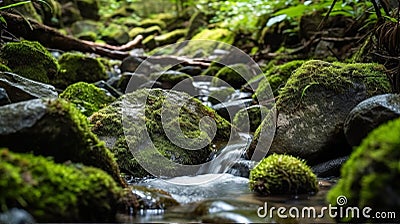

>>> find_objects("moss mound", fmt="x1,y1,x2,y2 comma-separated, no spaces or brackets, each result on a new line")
0,40,59,83
60,82,115,116
249,154,318,195
277,60,391,112
0,149,122,222
327,117,400,222
89,88,234,177
55,52,107,89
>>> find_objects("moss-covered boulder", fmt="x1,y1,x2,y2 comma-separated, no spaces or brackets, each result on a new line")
55,52,107,89
0,41,59,83
208,87,235,105
233,105,269,132
0,149,126,222
249,154,318,195
0,98,124,186
60,82,115,116
154,29,187,46
250,60,391,164
89,88,235,177
212,64,252,89
100,23,130,45
254,60,304,100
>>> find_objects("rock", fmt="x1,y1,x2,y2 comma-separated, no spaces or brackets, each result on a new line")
226,160,256,178
0,149,127,222
177,66,202,76
249,154,319,195
212,64,253,89
54,52,107,89
344,94,400,147
250,60,391,164
150,70,195,92
100,23,130,45
70,20,103,38
142,35,157,50
311,155,348,177
60,2,82,26
60,82,116,116
89,89,235,177
94,80,122,98
139,18,166,29
128,27,145,39
0,41,59,84
0,208,35,224
130,186,179,209
0,72,58,103
233,105,270,132
213,99,253,122
114,72,149,92
0,88,10,106
0,98,125,186
208,87,235,105
142,26,162,36
154,29,187,46
327,117,400,222
76,0,100,20
120,56,154,74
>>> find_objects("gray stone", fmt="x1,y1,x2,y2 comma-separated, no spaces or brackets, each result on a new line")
0,72,58,103
0,208,35,224
0,88,11,106
120,56,154,74
344,94,400,147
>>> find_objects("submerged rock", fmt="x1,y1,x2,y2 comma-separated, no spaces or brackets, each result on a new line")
344,94,400,147
0,149,126,222
89,88,235,177
251,60,391,164
0,98,124,186
0,72,58,103
327,117,400,222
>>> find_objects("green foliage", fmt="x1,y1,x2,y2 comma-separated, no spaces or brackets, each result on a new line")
327,117,400,222
249,153,318,195
60,82,115,116
0,149,122,222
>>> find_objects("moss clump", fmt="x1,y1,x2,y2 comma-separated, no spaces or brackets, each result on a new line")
208,87,235,105
249,154,318,195
142,35,157,49
327,118,400,222
100,23,130,45
142,25,162,36
0,40,59,83
255,60,305,100
233,105,269,132
89,89,234,177
60,82,115,116
277,60,391,112
55,52,107,89
212,64,252,89
129,27,145,38
154,29,187,46
0,149,123,222
140,18,166,29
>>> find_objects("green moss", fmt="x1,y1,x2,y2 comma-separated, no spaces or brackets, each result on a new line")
140,18,166,29
255,60,305,100
277,60,391,112
142,25,162,36
154,29,187,46
0,149,123,222
0,40,59,83
233,105,269,132
55,52,107,89
208,87,235,105
327,118,400,222
60,82,115,116
142,35,157,49
100,23,130,45
89,89,234,177
249,154,318,195
212,64,251,89
129,27,145,38
0,63,11,72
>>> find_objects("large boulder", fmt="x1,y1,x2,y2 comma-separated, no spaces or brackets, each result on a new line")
249,60,391,164
344,94,400,147
89,88,235,177
327,117,400,222
0,98,124,186
0,149,125,222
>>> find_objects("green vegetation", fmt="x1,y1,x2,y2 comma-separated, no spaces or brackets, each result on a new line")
327,118,400,222
212,64,251,89
0,40,59,83
233,105,269,132
100,23,130,45
60,82,116,116
249,153,318,195
0,149,123,222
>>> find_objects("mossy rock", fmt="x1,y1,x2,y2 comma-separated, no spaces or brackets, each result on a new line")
100,23,130,45
249,154,318,195
142,25,162,36
89,88,235,177
129,27,146,38
142,35,157,50
179,28,235,56
186,11,207,39
70,20,103,36
131,185,179,209
55,52,107,89
60,82,115,116
254,60,305,100
0,40,59,83
150,70,192,89
201,62,223,77
76,0,100,20
154,29,187,46
233,105,270,132
0,98,124,186
140,18,166,29
208,87,235,105
212,64,252,89
327,117,400,222
0,149,124,222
